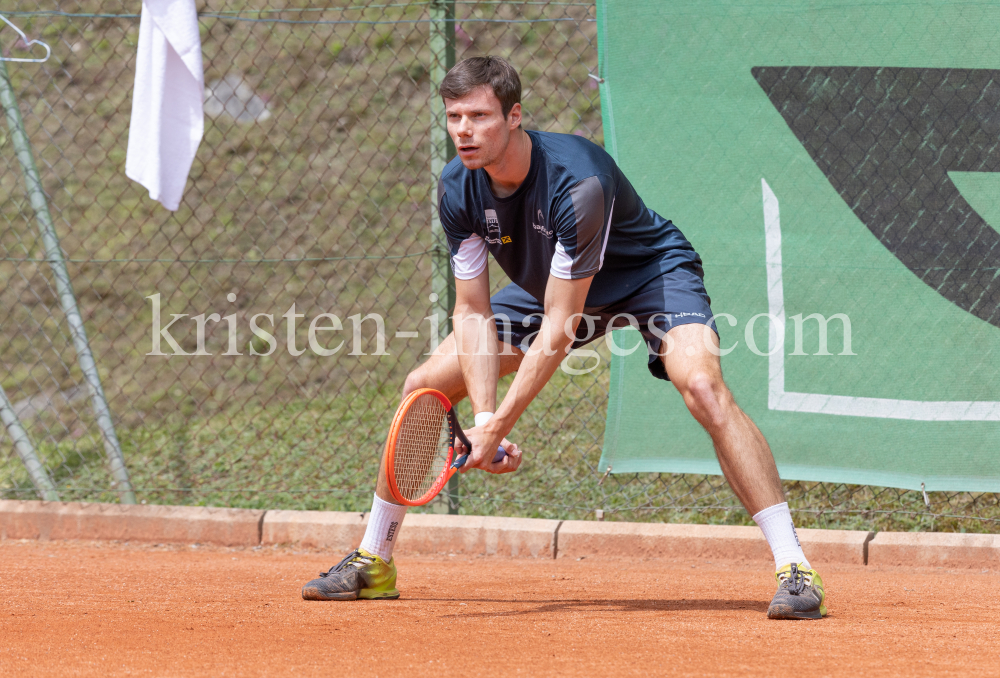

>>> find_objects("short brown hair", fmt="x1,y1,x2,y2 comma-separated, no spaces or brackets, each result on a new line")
439,56,522,118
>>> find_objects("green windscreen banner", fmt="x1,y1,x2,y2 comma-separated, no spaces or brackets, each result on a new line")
596,1,1000,491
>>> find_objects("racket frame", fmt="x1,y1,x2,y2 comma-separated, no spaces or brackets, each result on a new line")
384,388,463,506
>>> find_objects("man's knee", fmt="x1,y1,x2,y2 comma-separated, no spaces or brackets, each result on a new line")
677,370,731,429
402,362,463,401
402,368,428,397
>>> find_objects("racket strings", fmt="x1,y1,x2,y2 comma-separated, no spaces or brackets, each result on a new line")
393,395,451,501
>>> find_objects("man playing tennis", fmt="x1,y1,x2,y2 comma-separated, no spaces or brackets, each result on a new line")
302,56,826,620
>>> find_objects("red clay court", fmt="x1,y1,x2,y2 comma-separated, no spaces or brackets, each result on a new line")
2,539,997,677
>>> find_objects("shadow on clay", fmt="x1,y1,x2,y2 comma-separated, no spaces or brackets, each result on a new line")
405,598,769,617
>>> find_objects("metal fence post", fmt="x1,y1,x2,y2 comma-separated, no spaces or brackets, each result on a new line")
0,383,59,500
429,0,458,514
0,58,136,504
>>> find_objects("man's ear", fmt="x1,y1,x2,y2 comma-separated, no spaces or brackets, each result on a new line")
507,102,522,130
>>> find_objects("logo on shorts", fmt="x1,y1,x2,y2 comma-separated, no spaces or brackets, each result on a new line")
532,208,553,238
386,521,398,541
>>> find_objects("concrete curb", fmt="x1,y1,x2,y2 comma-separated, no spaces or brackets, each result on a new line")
262,509,368,550
1,500,997,567
868,531,1000,568
260,511,559,558
0,500,263,547
799,528,874,566
555,522,873,565
395,514,560,558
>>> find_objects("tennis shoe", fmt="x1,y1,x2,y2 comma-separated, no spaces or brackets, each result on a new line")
301,548,399,601
767,563,826,619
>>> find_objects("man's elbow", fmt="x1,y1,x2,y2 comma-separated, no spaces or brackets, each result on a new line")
544,314,581,351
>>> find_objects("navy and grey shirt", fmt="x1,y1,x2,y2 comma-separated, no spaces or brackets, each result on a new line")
439,130,702,308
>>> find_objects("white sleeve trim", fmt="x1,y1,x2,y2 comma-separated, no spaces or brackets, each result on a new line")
598,194,615,270
550,241,574,280
452,235,488,280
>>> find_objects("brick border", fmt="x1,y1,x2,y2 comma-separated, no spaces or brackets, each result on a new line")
1,500,996,567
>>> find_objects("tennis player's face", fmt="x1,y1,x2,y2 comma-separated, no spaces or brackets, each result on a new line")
445,86,518,170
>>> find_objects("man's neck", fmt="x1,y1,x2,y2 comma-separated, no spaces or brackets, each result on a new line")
484,129,532,199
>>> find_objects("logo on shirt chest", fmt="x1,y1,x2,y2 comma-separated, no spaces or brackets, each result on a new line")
532,208,553,238
485,209,500,234
483,209,511,244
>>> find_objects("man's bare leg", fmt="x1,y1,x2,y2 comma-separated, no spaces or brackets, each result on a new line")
659,324,825,619
660,323,783,515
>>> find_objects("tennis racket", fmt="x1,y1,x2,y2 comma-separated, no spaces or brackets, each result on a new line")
384,387,506,506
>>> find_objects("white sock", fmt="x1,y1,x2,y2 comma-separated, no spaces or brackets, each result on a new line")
359,494,407,562
753,502,810,570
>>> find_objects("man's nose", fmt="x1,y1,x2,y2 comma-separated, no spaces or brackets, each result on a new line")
456,116,473,137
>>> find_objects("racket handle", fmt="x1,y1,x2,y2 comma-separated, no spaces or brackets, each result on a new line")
451,446,507,469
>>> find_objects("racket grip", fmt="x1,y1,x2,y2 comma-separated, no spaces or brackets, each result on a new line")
452,446,508,469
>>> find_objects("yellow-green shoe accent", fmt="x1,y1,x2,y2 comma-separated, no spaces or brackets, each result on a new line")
767,563,826,620
301,548,400,601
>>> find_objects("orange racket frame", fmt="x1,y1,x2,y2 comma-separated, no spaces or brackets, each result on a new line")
384,388,459,507
384,388,506,506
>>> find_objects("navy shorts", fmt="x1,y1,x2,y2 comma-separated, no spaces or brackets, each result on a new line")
489,263,718,381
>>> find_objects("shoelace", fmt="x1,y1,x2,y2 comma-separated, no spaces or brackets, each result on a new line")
318,549,373,577
779,563,808,595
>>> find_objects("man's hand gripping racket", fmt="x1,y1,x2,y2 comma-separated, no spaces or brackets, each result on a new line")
384,388,520,506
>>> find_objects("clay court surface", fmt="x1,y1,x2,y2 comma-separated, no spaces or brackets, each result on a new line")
1,539,998,676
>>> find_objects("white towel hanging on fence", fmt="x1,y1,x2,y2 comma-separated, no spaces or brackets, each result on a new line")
125,0,203,211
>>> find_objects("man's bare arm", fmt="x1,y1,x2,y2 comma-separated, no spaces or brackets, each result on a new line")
462,274,593,470
452,269,499,415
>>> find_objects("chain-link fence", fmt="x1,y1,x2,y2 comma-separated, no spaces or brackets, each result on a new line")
1,1,998,533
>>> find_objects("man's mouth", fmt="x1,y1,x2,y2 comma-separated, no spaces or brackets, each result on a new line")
458,144,478,154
